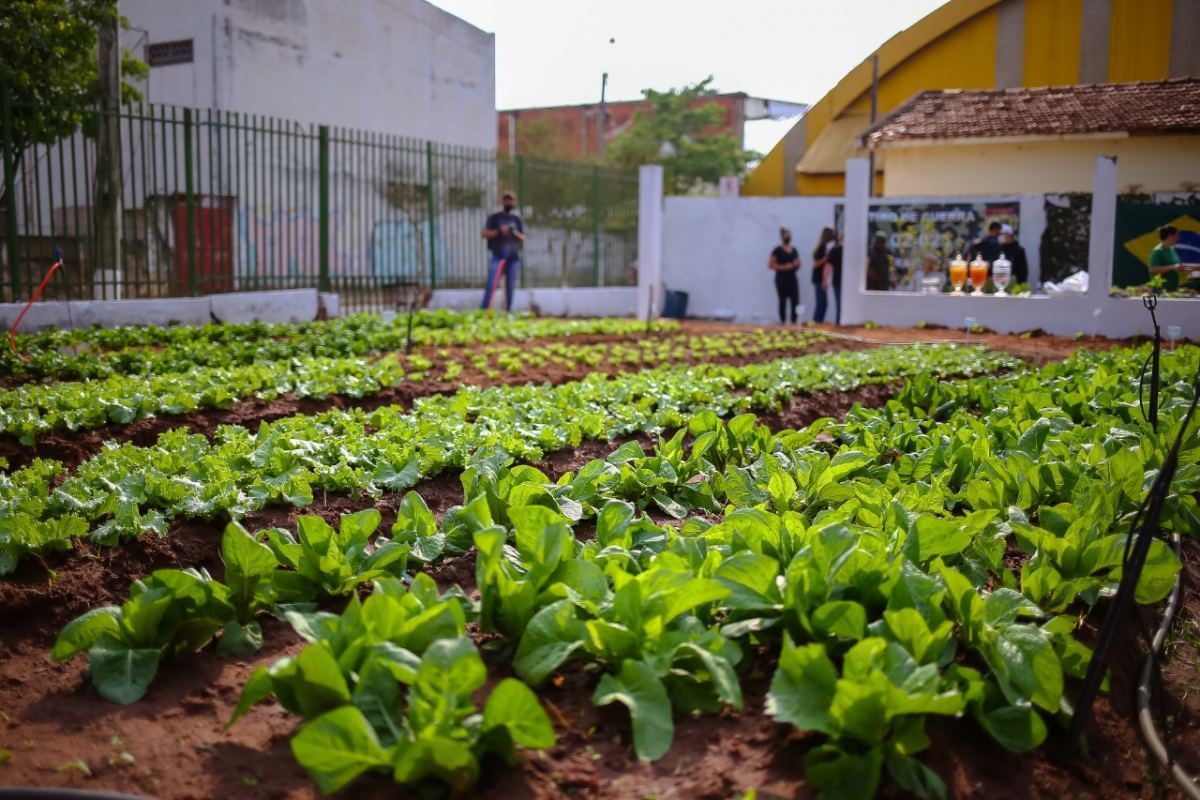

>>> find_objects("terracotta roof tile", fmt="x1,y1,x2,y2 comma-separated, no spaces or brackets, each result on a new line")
861,78,1200,147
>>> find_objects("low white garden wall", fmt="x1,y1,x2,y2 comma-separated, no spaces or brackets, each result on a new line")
0,289,334,331
849,292,1200,338
429,287,639,318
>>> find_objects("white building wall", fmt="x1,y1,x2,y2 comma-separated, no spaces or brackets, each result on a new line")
878,136,1200,197
121,0,496,149
662,196,839,323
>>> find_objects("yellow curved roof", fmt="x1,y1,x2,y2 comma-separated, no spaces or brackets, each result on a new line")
817,0,1004,128
743,0,1187,196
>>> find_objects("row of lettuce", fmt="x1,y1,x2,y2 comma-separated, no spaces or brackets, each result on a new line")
52,344,1200,797
2,311,679,381
0,344,1010,575
0,329,829,444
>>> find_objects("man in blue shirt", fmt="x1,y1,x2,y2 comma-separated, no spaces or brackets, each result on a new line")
481,191,525,310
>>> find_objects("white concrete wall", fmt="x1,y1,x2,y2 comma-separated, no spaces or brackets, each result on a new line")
122,0,497,150
638,166,665,322
848,293,1200,338
0,289,324,331
429,287,637,317
662,195,839,322
661,192,1049,323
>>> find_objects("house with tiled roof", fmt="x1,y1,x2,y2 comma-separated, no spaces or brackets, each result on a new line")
858,78,1200,196
742,0,1200,198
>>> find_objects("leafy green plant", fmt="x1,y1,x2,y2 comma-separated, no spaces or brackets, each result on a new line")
230,576,552,794
768,636,963,800
263,509,410,597
52,510,420,703
288,639,554,794
50,520,289,703
1,344,1010,572
52,566,238,704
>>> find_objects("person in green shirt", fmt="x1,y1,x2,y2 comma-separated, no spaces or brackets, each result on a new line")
1148,225,1200,291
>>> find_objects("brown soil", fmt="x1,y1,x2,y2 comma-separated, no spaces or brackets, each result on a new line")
804,322,1110,367
0,335,864,473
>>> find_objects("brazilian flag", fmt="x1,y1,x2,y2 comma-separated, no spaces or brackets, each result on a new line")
1114,201,1200,287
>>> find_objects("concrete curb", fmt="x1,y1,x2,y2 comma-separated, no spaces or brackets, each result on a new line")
1,289,333,331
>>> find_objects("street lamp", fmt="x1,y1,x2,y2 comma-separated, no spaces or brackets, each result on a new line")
597,37,615,157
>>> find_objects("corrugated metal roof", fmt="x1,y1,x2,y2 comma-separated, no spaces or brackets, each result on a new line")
796,111,870,175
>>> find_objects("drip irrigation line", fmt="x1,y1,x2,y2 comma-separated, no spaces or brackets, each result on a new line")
1072,352,1200,745
1138,349,1153,425
1137,533,1200,800
0,789,152,800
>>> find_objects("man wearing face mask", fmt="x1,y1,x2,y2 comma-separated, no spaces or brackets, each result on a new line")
481,191,525,311
768,227,801,324
998,224,1028,284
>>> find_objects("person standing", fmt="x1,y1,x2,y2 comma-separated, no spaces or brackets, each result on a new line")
972,221,1002,264
769,227,801,323
867,231,891,291
810,226,836,322
998,224,1028,283
826,232,844,324
481,191,524,311
1149,225,1200,291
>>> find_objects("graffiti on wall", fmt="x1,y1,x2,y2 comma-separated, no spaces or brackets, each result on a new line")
234,204,452,284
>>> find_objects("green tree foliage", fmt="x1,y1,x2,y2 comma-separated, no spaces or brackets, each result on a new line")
606,77,759,195
0,0,146,154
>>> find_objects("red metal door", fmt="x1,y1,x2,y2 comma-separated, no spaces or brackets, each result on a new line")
173,198,233,294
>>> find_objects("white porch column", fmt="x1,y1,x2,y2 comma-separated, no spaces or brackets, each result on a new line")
1086,155,1118,300
840,158,871,325
636,164,664,321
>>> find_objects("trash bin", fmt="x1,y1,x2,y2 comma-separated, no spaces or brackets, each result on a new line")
662,289,689,319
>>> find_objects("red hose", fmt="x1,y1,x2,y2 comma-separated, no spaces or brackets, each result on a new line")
9,260,63,358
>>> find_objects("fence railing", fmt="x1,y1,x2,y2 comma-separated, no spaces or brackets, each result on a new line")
0,90,639,311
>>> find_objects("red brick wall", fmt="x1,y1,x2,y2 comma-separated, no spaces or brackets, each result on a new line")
498,94,746,160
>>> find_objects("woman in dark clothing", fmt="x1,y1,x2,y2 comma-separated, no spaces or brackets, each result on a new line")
768,227,801,323
810,226,836,322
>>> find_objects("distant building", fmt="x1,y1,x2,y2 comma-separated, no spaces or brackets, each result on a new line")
498,94,806,160
860,78,1200,195
743,0,1200,197
120,0,496,149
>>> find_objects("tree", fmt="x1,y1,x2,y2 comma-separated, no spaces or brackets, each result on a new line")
605,77,759,195
0,0,146,157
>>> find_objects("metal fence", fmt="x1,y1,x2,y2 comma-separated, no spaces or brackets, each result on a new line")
0,90,639,311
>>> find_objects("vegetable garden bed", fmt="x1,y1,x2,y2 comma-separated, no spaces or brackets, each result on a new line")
0,314,1196,800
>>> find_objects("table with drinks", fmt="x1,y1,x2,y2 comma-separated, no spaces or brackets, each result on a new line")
944,252,1013,296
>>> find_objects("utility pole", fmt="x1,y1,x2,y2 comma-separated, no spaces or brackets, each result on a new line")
596,37,614,158
597,72,608,158
95,7,122,298
867,52,878,198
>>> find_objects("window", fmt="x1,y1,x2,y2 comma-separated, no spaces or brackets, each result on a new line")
147,39,193,67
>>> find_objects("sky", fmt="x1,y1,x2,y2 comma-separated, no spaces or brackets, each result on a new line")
427,0,947,154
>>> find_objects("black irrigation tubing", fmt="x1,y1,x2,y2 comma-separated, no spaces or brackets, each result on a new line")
1137,533,1200,800
0,789,153,800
